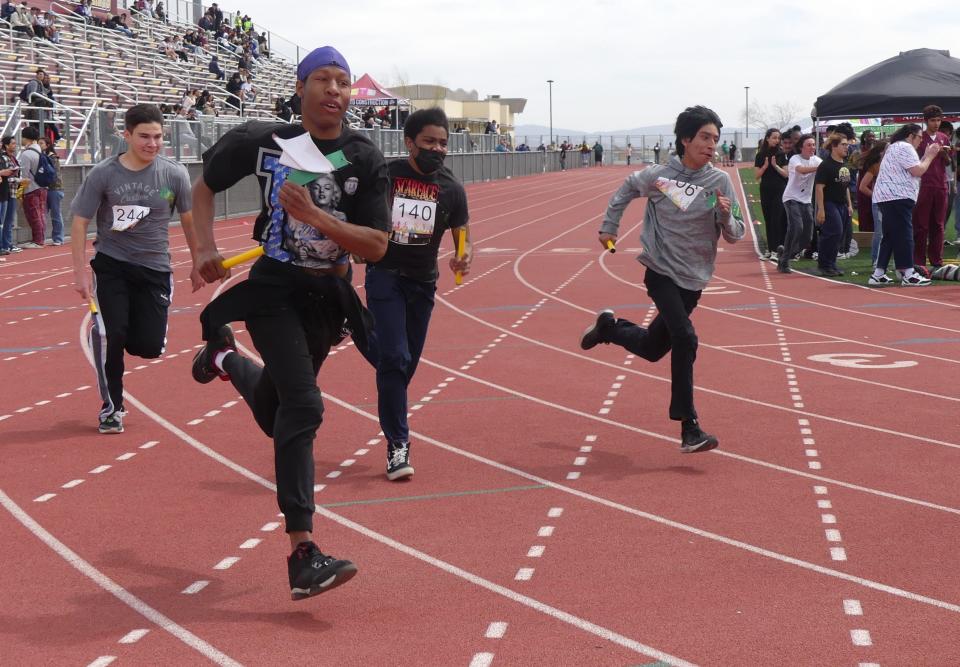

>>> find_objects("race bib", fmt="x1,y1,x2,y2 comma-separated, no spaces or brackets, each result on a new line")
654,177,704,212
390,196,437,245
111,205,150,231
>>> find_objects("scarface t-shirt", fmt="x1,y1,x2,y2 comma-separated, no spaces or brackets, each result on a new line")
201,121,390,270
372,158,469,282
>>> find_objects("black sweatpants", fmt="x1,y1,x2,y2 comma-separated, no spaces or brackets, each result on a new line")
90,253,172,418
605,268,702,421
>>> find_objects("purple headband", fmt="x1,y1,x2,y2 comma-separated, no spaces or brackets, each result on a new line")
297,46,350,82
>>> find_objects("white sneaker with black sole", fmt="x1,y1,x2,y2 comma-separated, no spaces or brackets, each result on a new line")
901,273,931,286
868,273,893,286
386,441,414,480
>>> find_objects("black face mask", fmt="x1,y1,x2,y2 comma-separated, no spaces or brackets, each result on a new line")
414,148,445,174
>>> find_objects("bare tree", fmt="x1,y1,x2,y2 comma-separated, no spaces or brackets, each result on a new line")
743,100,804,132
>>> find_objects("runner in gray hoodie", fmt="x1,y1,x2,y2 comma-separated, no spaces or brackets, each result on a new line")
580,105,745,452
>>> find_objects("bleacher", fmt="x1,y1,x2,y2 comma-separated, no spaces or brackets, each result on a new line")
0,1,305,162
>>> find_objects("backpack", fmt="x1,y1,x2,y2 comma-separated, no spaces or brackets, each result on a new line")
32,147,57,188
18,82,30,103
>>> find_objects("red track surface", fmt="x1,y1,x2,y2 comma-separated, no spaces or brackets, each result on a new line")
2,166,959,666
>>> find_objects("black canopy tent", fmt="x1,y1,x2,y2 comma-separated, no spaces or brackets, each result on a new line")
814,48,960,120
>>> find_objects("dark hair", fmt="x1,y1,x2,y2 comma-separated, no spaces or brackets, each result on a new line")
890,123,921,144
923,104,943,119
1,135,15,149
124,103,164,131
859,140,888,173
673,105,722,158
859,130,876,143
797,133,815,150
940,121,954,139
835,122,855,140
21,126,40,141
758,127,781,158
403,107,449,141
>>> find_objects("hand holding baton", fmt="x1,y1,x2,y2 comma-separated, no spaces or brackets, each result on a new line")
605,239,616,254
221,245,265,270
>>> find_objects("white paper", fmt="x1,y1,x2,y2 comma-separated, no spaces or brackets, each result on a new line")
272,132,335,173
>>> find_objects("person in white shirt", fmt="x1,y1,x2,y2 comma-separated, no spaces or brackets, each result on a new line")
778,134,821,273
869,123,942,286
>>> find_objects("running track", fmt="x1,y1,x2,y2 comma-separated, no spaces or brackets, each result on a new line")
2,166,959,666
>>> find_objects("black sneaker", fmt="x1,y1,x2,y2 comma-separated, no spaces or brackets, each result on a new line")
98,411,124,434
580,309,615,350
191,325,236,384
287,541,357,601
386,441,415,481
680,420,718,453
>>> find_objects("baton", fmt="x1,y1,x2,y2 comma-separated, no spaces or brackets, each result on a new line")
221,246,265,270
89,299,98,314
605,239,616,254
454,228,466,285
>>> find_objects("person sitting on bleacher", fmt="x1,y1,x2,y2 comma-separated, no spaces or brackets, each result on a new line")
106,13,135,38
208,55,225,80
1,0,15,21
154,0,166,22
10,2,34,38
198,10,214,32
184,28,203,54
159,37,177,61
171,35,189,61
42,11,59,43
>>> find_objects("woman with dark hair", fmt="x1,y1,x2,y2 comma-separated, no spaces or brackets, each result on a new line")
868,124,942,286
854,130,879,236
754,128,788,258
0,136,20,255
857,140,888,266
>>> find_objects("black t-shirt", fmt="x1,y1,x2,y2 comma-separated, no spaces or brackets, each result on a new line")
814,156,850,204
0,152,13,200
372,158,469,283
754,149,788,189
202,121,390,270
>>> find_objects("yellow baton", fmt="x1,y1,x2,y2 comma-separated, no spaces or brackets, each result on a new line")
454,228,466,285
605,239,616,254
221,246,265,270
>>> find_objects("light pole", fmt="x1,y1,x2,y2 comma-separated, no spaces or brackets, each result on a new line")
547,79,554,146
744,85,750,141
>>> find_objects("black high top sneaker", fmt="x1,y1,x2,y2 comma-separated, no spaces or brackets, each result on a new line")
680,419,719,453
287,541,357,601
386,441,414,481
191,324,237,383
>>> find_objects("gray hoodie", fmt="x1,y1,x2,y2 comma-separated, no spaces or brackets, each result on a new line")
599,156,745,291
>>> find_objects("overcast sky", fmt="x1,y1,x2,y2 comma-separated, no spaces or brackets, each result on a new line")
231,0,955,132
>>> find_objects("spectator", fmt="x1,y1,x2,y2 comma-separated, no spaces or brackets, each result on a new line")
20,69,47,125
171,35,189,61
288,92,301,116
653,141,661,164
580,141,590,166
1,0,15,21
10,2,34,38
941,121,955,237
853,130,878,237
537,142,546,151
626,143,632,166
869,124,942,286
273,96,292,121
198,10,214,31
208,55,225,80
180,88,198,111
813,133,852,277
36,137,62,245
159,37,177,61
494,139,508,152
43,12,60,42
754,128,788,259
183,28,203,53
0,136,20,255
720,140,728,165
559,141,567,171
241,75,257,104
225,72,243,115
131,0,147,13
912,105,953,268
778,134,822,274
154,0,165,22
210,2,222,29
593,140,603,166
15,126,47,249
857,140,888,266
728,142,737,164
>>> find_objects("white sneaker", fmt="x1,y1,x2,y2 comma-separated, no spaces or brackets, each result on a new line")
901,273,931,286
868,274,893,286
19,242,42,249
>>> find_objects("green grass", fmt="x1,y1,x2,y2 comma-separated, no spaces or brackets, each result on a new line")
737,167,960,286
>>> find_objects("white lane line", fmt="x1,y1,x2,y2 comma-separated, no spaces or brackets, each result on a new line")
354,449,369,456
221,400,238,408
850,629,873,646
469,653,494,667
261,522,281,532
843,599,863,616
118,628,150,644
139,441,159,449
62,479,84,489
830,547,848,561
182,580,209,595
821,514,837,524
0,489,240,665
566,472,581,480
547,507,563,518
825,529,843,542
515,568,535,581
187,419,204,426
485,621,508,639
527,545,546,558
538,526,554,537
86,657,116,667
33,493,56,503
89,465,111,474
326,471,341,479
340,459,356,467
573,457,587,466
204,410,221,418
116,453,136,461
239,539,261,549
213,557,240,570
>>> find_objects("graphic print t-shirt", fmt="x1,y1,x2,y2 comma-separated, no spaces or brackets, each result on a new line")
815,157,850,204
372,158,468,283
873,141,921,203
70,155,192,272
201,121,390,270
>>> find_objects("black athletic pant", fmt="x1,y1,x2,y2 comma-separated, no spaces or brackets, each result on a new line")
221,297,338,534
605,268,702,421
760,183,786,252
90,253,171,418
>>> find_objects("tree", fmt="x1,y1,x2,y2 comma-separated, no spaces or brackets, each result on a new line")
742,100,804,133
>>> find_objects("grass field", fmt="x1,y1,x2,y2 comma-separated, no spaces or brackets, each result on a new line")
737,167,959,286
